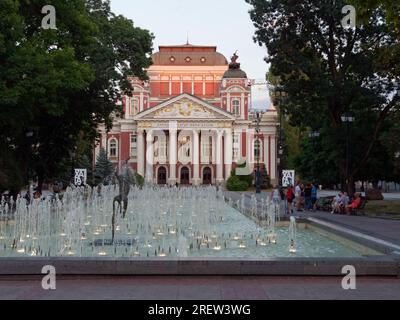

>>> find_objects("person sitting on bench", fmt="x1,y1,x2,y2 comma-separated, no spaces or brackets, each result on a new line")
346,193,362,215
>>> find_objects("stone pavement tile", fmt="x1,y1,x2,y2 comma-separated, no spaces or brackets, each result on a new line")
219,286,239,300
115,285,179,300
2,276,400,300
231,284,269,300
262,284,313,300
177,285,221,300
353,282,400,300
0,282,37,300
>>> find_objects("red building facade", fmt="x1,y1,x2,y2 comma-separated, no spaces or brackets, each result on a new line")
96,44,278,185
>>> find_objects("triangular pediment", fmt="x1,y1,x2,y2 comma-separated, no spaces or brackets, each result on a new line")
134,94,235,121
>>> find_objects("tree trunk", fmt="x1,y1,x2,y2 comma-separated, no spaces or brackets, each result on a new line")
347,175,355,197
37,172,45,194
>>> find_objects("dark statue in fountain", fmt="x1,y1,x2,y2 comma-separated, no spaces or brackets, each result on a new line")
111,158,136,243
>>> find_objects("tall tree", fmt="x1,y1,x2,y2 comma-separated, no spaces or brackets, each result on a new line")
0,0,153,193
94,148,113,185
247,0,400,194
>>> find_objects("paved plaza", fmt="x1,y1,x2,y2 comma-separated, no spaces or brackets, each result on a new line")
0,275,399,300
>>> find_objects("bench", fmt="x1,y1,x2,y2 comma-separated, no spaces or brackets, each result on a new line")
352,198,368,216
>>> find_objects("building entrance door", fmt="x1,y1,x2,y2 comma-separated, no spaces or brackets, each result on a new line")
180,167,190,185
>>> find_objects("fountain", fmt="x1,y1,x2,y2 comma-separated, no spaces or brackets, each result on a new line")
266,201,277,244
0,184,369,259
289,216,297,253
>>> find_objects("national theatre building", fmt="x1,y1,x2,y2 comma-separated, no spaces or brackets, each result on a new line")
95,44,278,186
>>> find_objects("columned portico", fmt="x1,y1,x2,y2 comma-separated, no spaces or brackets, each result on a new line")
126,93,278,185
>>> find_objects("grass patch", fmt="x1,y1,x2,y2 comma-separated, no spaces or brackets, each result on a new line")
363,200,400,220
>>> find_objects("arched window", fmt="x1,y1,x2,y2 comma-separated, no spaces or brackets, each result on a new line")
254,140,261,160
109,139,118,157
232,99,241,117
130,98,139,116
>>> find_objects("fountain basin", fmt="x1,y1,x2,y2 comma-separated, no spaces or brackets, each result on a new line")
0,186,399,275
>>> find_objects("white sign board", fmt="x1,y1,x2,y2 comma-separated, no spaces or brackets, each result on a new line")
74,169,87,186
282,170,295,187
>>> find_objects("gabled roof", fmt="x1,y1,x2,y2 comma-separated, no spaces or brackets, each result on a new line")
134,94,235,121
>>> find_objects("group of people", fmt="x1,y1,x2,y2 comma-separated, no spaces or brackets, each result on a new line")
285,183,319,214
331,191,362,215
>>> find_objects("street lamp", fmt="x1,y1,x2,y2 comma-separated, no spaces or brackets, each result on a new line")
308,131,320,182
342,114,355,194
255,111,262,194
70,149,76,186
274,89,287,187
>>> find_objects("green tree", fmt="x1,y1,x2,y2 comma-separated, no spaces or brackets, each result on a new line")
94,148,113,185
348,0,400,34
247,0,400,194
0,0,153,193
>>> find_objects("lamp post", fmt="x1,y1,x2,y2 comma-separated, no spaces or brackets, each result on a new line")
341,114,355,194
308,131,320,181
273,89,287,187
255,111,262,194
70,149,76,186
25,129,34,187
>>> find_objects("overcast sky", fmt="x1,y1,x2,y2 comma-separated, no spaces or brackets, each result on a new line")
110,0,271,109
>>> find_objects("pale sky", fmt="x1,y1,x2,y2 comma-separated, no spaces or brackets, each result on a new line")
110,0,271,109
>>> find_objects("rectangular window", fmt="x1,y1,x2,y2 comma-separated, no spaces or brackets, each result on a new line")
202,136,212,162
233,133,240,161
130,98,139,116
130,135,137,160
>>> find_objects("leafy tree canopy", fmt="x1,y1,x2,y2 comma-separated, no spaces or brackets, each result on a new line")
0,0,154,193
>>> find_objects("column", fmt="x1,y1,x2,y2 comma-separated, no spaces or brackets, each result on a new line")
264,134,269,178
169,126,177,185
193,130,200,186
216,130,224,184
137,129,145,177
247,130,254,173
145,130,154,184
270,135,277,183
224,128,233,181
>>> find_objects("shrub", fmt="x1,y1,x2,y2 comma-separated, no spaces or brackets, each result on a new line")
227,175,249,191
134,172,145,187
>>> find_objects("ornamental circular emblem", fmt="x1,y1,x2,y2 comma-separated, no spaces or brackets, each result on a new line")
185,56,191,63
170,56,176,62
200,57,206,63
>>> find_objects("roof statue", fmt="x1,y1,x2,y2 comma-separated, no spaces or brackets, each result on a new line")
229,51,241,70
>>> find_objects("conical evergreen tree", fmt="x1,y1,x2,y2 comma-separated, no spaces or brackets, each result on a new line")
94,148,114,185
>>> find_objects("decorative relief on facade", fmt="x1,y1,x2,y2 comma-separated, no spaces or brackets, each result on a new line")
154,99,215,119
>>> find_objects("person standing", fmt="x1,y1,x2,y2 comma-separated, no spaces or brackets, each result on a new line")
304,183,312,211
286,185,295,215
271,186,281,204
311,183,318,211
295,183,303,212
